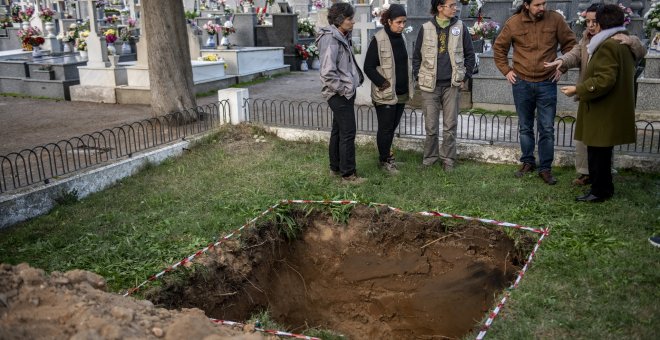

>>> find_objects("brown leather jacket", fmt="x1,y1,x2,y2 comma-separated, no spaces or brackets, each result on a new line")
493,9,576,82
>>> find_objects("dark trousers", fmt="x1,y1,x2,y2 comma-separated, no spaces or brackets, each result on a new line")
375,103,405,162
328,94,357,177
587,146,614,198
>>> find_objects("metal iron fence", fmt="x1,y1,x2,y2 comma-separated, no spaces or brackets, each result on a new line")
246,98,660,154
0,101,230,194
2,97,657,194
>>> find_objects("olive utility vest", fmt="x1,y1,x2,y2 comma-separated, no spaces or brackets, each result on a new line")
417,20,466,92
370,29,414,105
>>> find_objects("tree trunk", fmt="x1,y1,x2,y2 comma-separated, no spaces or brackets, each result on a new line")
142,0,197,116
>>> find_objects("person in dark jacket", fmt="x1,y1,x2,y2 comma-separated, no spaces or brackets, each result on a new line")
412,0,475,172
363,4,413,174
560,4,636,202
316,2,365,184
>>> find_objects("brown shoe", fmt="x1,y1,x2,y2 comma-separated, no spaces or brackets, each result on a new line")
341,173,367,184
514,163,536,177
572,174,591,186
539,170,557,185
330,169,340,177
380,160,399,175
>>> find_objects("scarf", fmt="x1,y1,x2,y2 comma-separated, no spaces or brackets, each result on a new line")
586,26,626,57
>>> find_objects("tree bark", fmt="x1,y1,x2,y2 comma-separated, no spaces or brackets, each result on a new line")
142,0,197,116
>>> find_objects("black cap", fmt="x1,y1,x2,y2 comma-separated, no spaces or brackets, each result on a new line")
388,4,407,19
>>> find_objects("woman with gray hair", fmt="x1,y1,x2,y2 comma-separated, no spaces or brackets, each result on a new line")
316,2,365,184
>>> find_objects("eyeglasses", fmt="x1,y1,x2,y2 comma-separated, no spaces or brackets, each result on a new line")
441,4,458,9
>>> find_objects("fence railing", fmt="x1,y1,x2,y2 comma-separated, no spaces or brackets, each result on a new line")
246,98,660,154
0,101,230,194
2,97,657,194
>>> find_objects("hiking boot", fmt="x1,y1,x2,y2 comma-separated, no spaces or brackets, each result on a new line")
572,174,591,186
442,161,454,172
514,163,536,177
539,170,557,185
341,173,367,184
380,160,399,174
649,236,660,248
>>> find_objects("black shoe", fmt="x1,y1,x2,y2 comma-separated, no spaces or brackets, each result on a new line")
575,193,609,203
649,236,660,248
514,163,536,177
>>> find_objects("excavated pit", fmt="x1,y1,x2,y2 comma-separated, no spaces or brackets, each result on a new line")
147,205,535,339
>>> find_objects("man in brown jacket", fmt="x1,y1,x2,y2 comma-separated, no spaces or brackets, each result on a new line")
493,0,576,185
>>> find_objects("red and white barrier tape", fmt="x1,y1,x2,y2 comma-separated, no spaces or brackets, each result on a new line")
210,319,321,340
123,199,549,340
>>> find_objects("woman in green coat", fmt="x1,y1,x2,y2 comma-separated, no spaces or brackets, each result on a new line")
560,4,636,202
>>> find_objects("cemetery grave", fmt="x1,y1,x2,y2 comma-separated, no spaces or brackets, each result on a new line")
140,202,541,339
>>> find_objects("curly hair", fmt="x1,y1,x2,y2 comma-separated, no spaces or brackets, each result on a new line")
380,4,407,26
327,2,354,27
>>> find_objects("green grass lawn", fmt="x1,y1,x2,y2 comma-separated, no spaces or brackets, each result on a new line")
1,125,658,339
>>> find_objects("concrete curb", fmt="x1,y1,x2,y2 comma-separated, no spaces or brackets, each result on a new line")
0,139,194,229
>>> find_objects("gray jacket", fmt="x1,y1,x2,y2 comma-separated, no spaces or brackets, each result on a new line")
316,25,364,100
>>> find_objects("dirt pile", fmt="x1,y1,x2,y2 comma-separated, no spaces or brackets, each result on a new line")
148,205,533,339
0,263,265,340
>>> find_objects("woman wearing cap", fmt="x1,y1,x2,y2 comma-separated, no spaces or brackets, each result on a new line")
363,4,413,174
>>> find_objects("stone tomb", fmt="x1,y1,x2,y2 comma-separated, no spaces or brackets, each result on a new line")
200,46,285,77
0,51,87,100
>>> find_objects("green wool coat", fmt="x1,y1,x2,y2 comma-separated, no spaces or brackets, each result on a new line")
575,37,637,147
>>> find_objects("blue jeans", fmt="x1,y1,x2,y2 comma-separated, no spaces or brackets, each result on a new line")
512,80,557,172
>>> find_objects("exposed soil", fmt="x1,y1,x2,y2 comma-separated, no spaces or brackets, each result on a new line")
0,263,267,340
147,205,533,339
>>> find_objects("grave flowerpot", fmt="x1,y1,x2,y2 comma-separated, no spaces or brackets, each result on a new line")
32,46,43,58
311,57,320,70
300,60,309,71
121,42,131,54
79,50,88,58
44,22,55,37
12,22,20,28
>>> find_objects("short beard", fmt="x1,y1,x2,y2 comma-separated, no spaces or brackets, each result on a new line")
534,11,544,19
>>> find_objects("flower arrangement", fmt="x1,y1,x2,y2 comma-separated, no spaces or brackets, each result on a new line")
298,17,316,36
19,6,35,22
199,54,224,62
313,0,326,10
221,20,236,37
10,4,21,23
240,0,254,7
76,30,90,51
619,4,633,26
469,20,500,40
1,19,12,28
96,1,106,8
57,24,78,43
104,28,117,44
203,20,221,35
307,43,319,59
295,44,310,60
119,27,132,42
17,26,45,47
574,10,587,28
39,7,56,22
105,14,120,25
256,7,268,25
645,2,660,36
127,18,137,28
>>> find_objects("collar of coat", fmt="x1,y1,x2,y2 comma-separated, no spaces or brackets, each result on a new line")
587,26,626,56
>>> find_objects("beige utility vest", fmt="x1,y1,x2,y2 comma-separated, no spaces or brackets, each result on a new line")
370,29,414,105
417,20,466,92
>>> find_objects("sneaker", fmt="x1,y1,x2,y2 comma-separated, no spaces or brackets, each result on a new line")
341,173,367,184
572,174,591,186
514,163,536,177
380,160,399,174
649,236,660,248
539,170,557,185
